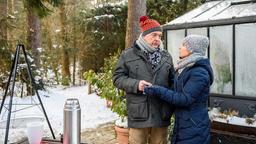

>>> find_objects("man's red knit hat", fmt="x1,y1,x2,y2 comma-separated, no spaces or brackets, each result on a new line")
139,15,162,36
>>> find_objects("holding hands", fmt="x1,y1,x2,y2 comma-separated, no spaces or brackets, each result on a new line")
144,85,173,104
144,85,161,96
138,80,152,91
138,80,172,103
138,80,164,97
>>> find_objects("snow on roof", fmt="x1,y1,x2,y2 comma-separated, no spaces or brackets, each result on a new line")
166,0,256,25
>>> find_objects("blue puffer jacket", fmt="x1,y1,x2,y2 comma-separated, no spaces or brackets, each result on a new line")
145,59,213,144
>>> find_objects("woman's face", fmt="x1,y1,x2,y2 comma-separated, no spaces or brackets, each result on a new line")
179,44,191,59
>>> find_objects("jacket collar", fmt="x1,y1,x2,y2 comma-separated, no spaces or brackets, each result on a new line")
133,42,170,74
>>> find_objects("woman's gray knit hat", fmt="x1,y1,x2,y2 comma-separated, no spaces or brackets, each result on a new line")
182,34,209,55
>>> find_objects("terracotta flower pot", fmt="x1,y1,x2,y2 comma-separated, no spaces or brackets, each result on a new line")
114,125,129,144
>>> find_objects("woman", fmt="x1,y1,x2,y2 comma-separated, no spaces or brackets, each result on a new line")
144,34,213,144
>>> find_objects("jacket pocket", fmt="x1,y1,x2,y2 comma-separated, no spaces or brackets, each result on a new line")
128,96,148,121
161,101,174,121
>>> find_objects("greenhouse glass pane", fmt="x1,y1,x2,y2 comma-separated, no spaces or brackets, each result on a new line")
187,28,208,57
235,23,256,97
167,30,185,67
192,1,231,22
210,26,233,94
187,27,207,36
238,3,256,17
211,3,251,20
168,1,220,24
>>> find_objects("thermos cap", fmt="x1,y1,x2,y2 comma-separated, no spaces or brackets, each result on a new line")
64,98,80,109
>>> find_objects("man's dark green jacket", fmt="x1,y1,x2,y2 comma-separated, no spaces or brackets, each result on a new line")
113,43,175,128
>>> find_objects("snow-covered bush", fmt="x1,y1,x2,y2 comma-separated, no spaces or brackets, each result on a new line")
84,51,127,122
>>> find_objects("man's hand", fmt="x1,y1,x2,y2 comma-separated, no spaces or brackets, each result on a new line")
138,80,152,91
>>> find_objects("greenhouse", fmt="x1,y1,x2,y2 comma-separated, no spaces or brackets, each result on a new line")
163,0,256,142
164,0,256,116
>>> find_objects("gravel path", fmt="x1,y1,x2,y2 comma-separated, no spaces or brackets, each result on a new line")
81,122,117,144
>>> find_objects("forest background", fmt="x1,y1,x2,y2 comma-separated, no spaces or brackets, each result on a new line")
0,0,205,95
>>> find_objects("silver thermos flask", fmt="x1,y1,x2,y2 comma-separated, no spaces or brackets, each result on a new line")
63,98,81,144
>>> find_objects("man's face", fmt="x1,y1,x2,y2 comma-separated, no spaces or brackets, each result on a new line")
143,31,162,48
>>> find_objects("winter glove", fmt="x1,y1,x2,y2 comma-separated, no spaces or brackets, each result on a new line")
144,85,174,104
144,85,161,96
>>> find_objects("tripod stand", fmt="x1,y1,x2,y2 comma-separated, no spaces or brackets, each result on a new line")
0,44,55,144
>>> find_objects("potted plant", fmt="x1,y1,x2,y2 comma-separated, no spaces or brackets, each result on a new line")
84,51,129,143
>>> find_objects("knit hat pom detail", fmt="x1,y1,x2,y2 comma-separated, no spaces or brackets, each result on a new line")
139,15,161,36
140,16,149,23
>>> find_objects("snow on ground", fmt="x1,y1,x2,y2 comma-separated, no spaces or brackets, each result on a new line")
0,85,118,143
213,117,256,127
209,108,256,128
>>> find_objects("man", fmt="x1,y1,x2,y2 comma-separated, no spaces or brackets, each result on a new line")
113,15,175,144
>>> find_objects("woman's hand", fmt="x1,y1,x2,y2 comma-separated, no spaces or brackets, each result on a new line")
144,85,174,104
144,85,160,96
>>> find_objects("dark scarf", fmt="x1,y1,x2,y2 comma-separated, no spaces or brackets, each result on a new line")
136,34,162,69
